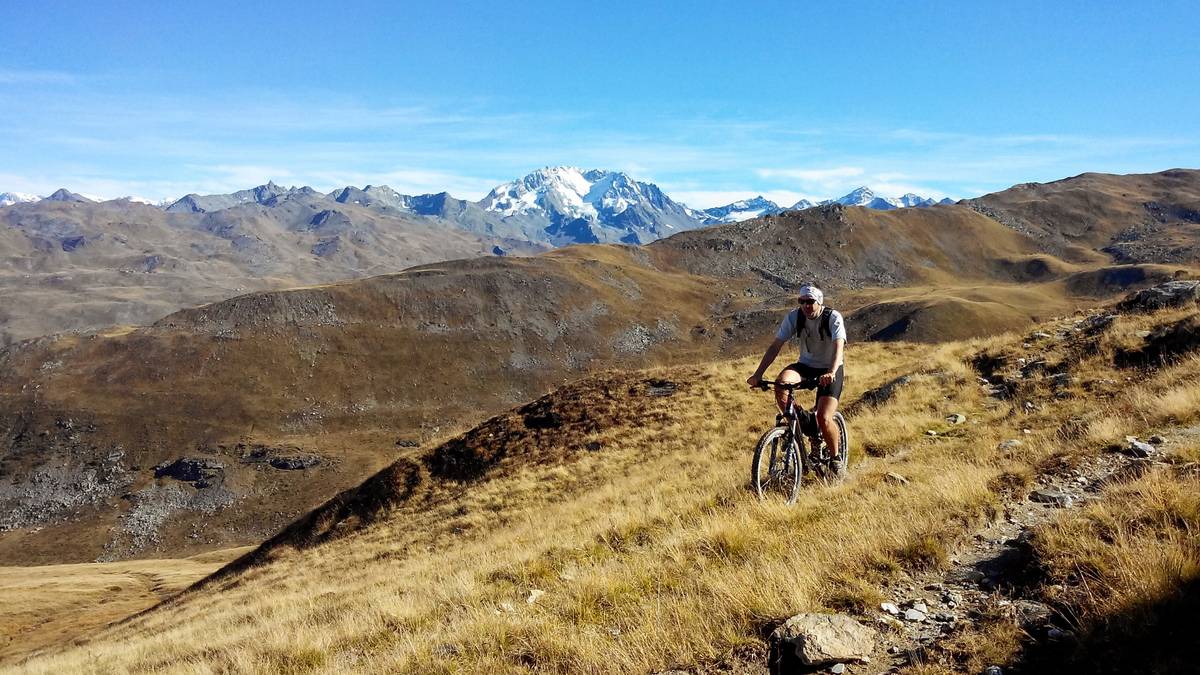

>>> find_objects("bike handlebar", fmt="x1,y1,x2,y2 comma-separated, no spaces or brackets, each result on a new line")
755,378,820,392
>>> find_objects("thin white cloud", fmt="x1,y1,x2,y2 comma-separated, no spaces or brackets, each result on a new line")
755,166,865,182
0,69,76,85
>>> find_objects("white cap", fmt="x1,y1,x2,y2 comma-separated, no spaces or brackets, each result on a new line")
798,284,824,304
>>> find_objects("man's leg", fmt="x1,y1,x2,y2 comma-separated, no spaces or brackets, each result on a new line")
775,367,802,414
816,395,843,472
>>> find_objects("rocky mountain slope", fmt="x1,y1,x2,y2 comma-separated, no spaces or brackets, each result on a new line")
0,194,536,341
0,246,734,564
1,170,1197,565
966,168,1200,263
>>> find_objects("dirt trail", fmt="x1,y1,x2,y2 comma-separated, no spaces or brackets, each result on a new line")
869,441,1169,674
129,570,174,602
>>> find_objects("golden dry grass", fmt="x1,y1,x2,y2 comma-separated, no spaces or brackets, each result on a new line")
0,547,249,665
10,307,1200,673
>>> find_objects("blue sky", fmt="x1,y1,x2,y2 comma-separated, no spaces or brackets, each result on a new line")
1,1,1197,206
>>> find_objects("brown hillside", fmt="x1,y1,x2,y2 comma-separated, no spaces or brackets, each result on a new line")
647,203,1050,292
0,246,741,564
3,171,1198,565
0,197,531,341
967,168,1200,263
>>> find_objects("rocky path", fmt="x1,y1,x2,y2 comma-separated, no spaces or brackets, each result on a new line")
864,436,1166,675
749,432,1173,675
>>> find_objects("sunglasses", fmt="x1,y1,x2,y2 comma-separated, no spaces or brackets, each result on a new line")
798,299,818,306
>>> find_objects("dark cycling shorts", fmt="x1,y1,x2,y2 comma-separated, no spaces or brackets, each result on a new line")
783,363,844,402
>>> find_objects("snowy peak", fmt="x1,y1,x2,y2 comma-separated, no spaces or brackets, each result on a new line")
0,191,38,207
482,166,604,218
709,187,947,218
703,196,781,223
480,166,705,245
482,166,672,220
827,187,947,211
836,186,877,207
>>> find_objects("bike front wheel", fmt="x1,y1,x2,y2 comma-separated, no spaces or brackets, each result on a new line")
752,426,801,503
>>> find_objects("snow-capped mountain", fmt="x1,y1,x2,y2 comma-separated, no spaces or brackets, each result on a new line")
702,188,946,220
822,187,950,210
0,191,38,207
834,186,878,207
703,196,780,223
124,196,176,207
479,167,705,245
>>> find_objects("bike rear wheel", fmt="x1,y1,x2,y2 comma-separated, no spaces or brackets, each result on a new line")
830,411,849,481
808,411,850,483
752,426,801,503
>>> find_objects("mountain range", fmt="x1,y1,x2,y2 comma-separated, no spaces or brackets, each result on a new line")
698,188,955,223
5,167,951,243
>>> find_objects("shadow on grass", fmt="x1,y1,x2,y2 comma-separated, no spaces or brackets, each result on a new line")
1013,575,1200,675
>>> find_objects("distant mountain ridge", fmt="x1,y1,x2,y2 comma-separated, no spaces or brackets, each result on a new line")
3,170,954,241
699,187,953,223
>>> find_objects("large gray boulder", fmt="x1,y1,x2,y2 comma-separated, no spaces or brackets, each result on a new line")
769,613,875,669
1117,280,1200,313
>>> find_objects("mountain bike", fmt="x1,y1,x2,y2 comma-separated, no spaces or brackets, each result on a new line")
751,378,849,503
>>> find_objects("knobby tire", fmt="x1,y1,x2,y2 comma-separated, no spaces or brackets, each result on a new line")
752,426,801,504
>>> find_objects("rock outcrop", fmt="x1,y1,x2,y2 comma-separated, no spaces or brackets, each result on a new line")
769,613,875,669
1116,280,1200,313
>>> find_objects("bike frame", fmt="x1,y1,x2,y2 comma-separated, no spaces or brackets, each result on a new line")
761,379,826,475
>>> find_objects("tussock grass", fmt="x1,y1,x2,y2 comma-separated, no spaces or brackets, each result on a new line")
923,467,1200,675
13,308,1200,673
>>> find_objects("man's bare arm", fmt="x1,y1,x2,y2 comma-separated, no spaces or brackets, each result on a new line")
830,338,844,372
747,338,788,385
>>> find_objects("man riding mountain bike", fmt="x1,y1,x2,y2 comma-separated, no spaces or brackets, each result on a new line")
747,284,847,476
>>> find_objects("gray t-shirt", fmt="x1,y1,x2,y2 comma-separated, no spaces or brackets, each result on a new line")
775,308,847,369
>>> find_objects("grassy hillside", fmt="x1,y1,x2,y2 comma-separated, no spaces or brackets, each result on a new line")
0,245,740,564
3,193,1195,564
0,547,249,665
11,299,1199,672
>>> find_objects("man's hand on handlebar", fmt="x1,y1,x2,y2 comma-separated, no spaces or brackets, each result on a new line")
746,373,763,389
818,372,834,387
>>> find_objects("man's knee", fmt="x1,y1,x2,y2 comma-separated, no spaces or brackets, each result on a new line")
816,398,838,425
